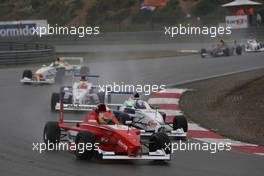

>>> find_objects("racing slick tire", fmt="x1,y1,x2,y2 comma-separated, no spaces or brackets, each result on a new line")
43,121,61,145
223,48,230,56
236,45,242,55
173,115,188,132
22,70,32,79
75,132,96,160
51,93,60,111
149,132,171,154
201,48,206,58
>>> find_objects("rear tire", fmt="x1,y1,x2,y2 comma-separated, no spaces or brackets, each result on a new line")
43,121,61,144
75,132,96,160
201,48,206,58
173,115,188,132
236,45,242,55
149,132,171,154
224,48,230,56
22,70,32,79
51,93,60,111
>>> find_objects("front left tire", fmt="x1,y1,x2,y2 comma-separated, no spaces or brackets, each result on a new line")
173,115,188,132
43,121,61,144
51,93,60,111
75,132,96,160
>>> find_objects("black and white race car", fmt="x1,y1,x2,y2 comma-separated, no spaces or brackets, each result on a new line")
201,41,242,58
107,92,188,140
245,39,264,52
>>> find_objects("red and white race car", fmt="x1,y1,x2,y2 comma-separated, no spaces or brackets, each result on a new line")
43,103,171,161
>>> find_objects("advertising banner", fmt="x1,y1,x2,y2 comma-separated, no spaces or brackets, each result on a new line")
225,15,248,29
144,0,168,7
0,20,47,37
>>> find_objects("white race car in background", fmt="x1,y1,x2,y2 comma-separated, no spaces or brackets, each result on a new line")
108,93,188,140
20,57,87,84
51,75,104,111
245,39,264,52
21,64,56,84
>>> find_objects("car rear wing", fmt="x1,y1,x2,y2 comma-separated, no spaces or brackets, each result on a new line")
59,100,92,124
56,103,97,112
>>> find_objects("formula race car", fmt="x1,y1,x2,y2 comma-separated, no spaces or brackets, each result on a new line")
43,103,171,161
108,92,188,140
201,40,242,58
20,57,86,84
51,75,104,111
245,39,264,52
21,64,56,84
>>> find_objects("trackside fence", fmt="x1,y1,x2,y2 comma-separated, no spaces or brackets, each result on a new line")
0,42,55,65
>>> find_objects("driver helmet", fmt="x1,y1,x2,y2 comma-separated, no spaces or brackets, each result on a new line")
96,103,107,112
98,112,110,124
54,57,60,65
80,76,86,81
135,100,146,109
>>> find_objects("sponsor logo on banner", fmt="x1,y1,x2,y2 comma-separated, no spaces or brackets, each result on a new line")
226,15,248,29
0,20,47,37
144,0,168,7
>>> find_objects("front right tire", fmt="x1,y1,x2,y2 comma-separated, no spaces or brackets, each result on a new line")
173,115,188,132
149,132,171,154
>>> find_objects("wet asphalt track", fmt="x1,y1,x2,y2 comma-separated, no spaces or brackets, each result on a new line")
0,52,264,176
